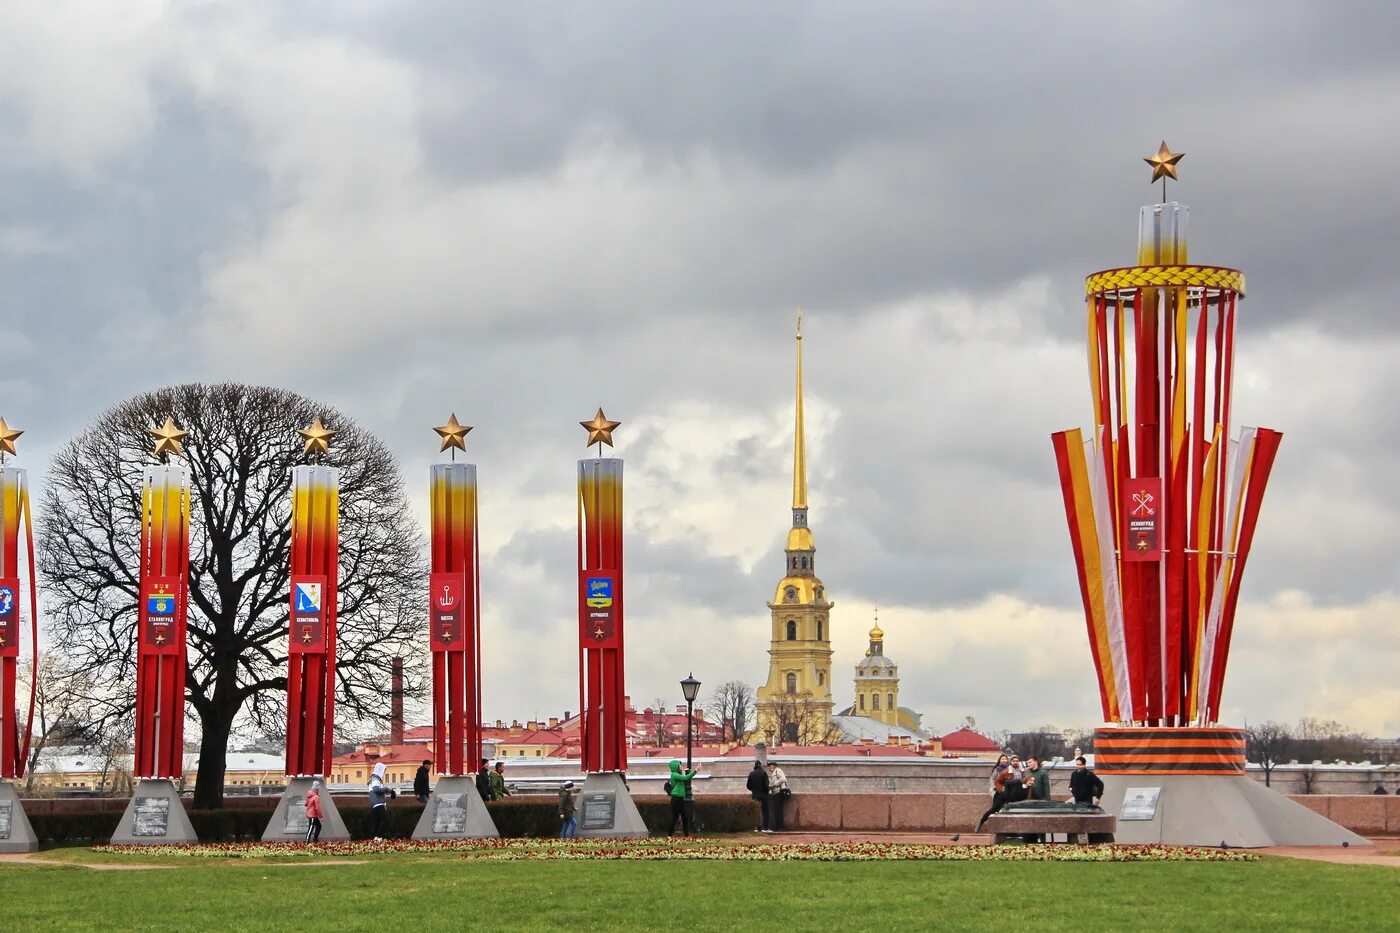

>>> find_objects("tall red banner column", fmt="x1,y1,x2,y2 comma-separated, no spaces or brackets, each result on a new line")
286,463,339,778
133,465,191,779
0,462,39,783
428,462,481,776
578,456,626,773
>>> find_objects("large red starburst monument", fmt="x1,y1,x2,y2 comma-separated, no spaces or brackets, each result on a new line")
1051,146,1365,847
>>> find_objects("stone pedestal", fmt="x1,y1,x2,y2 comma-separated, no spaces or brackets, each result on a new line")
0,781,38,853
576,772,649,838
261,776,349,842
411,776,499,839
1101,773,1371,848
110,778,199,846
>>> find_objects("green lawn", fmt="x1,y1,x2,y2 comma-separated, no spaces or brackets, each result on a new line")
2,850,1393,932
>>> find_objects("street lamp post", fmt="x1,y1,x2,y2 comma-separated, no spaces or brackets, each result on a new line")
680,673,701,771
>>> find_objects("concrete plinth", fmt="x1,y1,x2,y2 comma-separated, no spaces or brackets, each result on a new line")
1101,774,1371,848
576,772,649,839
0,781,39,853
261,777,349,842
411,776,499,839
110,779,199,846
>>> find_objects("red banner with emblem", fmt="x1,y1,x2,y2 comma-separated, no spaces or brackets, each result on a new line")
1122,476,1162,561
288,574,328,654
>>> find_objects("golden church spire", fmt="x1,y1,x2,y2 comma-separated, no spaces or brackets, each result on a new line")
793,308,807,511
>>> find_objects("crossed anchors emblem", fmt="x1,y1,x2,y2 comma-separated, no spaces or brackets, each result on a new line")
1131,490,1156,516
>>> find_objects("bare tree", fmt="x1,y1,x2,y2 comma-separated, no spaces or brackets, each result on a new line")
646,699,671,747
705,679,755,744
20,655,93,793
1245,721,1293,787
39,384,426,808
1007,726,1069,763
763,694,840,746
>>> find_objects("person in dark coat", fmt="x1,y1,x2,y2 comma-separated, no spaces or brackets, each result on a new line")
476,758,492,801
746,760,770,832
414,759,432,803
1068,756,1105,806
976,756,1024,830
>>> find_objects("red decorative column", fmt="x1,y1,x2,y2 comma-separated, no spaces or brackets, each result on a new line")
573,410,645,837
112,419,198,845
412,415,498,839
0,420,41,852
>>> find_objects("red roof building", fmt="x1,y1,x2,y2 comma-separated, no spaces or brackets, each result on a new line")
938,727,1003,758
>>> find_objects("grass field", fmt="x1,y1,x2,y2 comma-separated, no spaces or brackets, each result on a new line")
2,845,1395,932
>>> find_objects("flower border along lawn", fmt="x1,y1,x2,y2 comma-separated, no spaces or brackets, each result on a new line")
3,846,1396,932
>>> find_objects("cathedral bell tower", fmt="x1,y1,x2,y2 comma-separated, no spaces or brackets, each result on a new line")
757,312,834,742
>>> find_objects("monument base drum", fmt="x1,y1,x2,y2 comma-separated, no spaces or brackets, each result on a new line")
261,776,349,843
0,781,38,853
1095,727,1369,847
576,771,648,839
411,775,499,840
110,778,198,846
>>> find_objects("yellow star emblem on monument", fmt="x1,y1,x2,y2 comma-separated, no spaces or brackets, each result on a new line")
433,413,473,453
0,417,23,458
579,408,621,449
1144,140,1184,184
298,417,336,457
148,418,189,457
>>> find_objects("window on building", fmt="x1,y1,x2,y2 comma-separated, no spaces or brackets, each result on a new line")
888,693,895,710
817,671,825,686
859,694,865,710
786,673,797,694
816,620,823,640
801,557,809,570
356,770,362,779
872,693,881,710
786,620,797,640
784,586,797,603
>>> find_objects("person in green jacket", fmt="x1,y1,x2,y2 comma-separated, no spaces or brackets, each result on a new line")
667,759,697,836
489,761,510,800
1024,757,1051,801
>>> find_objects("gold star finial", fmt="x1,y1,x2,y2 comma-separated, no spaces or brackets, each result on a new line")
434,413,473,453
579,408,621,449
298,417,335,457
148,418,189,458
0,417,23,458
1144,140,1184,185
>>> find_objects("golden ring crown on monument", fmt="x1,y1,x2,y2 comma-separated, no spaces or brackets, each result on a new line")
1085,265,1245,297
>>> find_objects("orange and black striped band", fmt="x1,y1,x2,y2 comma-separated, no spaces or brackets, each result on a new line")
1093,727,1246,775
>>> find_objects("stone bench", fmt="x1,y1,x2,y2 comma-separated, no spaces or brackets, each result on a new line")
984,810,1117,844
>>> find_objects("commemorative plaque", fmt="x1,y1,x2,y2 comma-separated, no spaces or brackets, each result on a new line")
432,794,468,834
581,791,616,831
132,796,171,837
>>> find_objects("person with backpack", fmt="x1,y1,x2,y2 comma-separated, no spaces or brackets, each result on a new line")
368,762,397,841
666,759,697,836
746,760,769,832
304,780,324,844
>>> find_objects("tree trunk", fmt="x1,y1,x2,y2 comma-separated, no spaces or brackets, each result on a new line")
193,700,236,809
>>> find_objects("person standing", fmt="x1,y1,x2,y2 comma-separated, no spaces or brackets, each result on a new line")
667,759,697,836
304,780,324,844
746,760,769,832
977,758,1023,830
414,759,432,804
558,781,577,839
490,761,511,800
1068,756,1105,807
1023,757,1051,801
476,758,492,801
766,761,789,832
368,762,396,841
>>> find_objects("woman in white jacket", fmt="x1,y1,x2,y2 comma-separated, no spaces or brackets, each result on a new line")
765,761,789,832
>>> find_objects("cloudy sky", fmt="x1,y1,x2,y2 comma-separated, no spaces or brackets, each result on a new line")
3,2,1397,739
